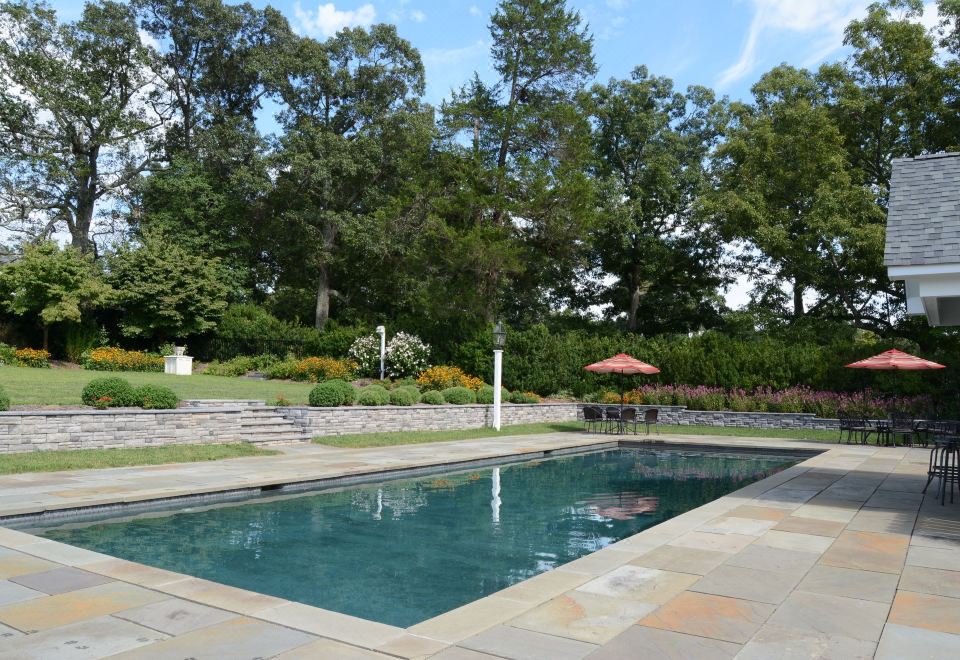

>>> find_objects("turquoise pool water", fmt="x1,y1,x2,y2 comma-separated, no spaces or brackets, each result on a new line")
37,448,801,627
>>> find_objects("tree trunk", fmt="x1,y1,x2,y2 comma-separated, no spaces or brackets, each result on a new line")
628,284,642,332
793,280,805,318
315,264,330,331
42,324,49,352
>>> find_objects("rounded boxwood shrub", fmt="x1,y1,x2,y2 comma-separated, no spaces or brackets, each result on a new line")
134,384,179,409
328,379,357,405
0,385,9,411
357,384,390,406
389,388,416,406
421,390,445,405
82,377,137,408
394,385,421,404
309,381,343,407
441,386,476,405
476,385,510,404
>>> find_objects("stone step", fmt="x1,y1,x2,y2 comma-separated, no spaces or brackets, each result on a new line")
240,417,295,427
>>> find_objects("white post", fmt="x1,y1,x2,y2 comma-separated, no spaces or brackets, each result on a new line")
376,325,386,381
493,349,503,431
491,467,501,524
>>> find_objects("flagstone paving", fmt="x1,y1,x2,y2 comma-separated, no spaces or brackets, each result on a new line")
0,432,958,657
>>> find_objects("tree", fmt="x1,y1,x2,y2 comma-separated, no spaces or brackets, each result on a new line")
107,232,229,341
0,1,167,253
588,67,729,332
0,241,112,349
705,65,887,329
439,0,597,322
269,25,432,330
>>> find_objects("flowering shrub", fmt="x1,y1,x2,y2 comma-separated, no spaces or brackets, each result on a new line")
14,348,51,368
81,377,137,408
81,347,162,372
385,332,431,378
416,365,484,392
348,335,381,376
268,356,356,382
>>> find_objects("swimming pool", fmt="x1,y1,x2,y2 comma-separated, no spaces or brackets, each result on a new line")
33,447,803,627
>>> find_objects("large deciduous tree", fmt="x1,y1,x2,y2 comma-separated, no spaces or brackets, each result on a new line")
705,66,887,329
0,0,166,254
588,67,729,333
270,25,432,330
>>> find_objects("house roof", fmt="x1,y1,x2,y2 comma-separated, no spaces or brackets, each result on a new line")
885,151,960,267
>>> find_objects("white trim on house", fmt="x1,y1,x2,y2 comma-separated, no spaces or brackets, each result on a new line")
887,264,960,327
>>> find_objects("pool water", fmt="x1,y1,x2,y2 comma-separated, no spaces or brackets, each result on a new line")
37,448,801,627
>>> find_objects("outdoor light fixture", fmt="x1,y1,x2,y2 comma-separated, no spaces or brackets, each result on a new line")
492,321,506,431
493,320,506,348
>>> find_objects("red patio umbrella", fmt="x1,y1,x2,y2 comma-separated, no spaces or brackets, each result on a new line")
845,349,945,414
585,353,660,410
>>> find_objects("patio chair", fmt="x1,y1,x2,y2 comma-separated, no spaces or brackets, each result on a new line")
604,406,622,434
923,434,960,505
620,407,639,435
582,405,604,433
888,412,917,447
839,412,870,444
642,408,660,434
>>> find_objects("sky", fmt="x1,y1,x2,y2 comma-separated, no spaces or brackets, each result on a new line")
46,0,942,308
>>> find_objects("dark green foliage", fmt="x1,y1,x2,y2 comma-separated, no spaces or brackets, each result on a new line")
389,388,416,406
421,390,445,405
476,385,509,404
328,379,358,405
441,386,476,405
309,382,345,407
356,384,391,406
392,385,421,405
134,384,179,409
81,377,136,408
508,390,539,404
0,385,9,411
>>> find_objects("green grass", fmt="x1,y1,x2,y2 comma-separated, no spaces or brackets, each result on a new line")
0,365,317,406
0,443,278,475
314,421,840,448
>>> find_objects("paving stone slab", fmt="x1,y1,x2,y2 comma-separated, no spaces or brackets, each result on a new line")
375,633,450,659
691,564,803,605
431,648,500,660
576,565,698,604
898,565,960,600
0,580,43,607
772,515,846,537
0,553,59,580
0,614,167,660
0,581,167,633
846,508,917,536
105,616,316,660
722,545,819,575
697,516,777,537
668,531,755,554
765,591,890,643
906,544,960,572
630,545,731,575
509,590,656,644
723,505,790,522
797,565,899,603
736,622,876,659
113,597,236,636
864,490,924,511
820,530,909,574
889,590,960,635
460,625,597,660
637,591,774,644
875,623,960,659
585,625,740,659
9,566,114,595
754,530,835,553
274,638,394,659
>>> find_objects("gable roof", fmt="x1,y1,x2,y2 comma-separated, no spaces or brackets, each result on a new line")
884,151,960,267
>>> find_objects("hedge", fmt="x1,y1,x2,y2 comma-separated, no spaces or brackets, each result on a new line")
81,377,138,408
0,385,9,411
134,384,179,409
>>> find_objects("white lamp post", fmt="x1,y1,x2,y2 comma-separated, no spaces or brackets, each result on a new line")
492,321,506,431
375,325,386,381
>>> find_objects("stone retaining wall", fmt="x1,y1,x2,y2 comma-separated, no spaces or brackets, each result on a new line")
580,404,840,431
0,408,246,454
283,403,579,437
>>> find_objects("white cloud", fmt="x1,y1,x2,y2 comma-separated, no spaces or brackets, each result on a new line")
606,0,629,9
717,0,870,88
411,9,426,22
469,5,482,17
294,2,376,38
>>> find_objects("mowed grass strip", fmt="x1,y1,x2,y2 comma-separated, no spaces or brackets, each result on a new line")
0,365,316,406
0,443,278,475
315,421,839,448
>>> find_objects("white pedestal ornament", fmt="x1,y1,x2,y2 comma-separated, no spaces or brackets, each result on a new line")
164,346,193,375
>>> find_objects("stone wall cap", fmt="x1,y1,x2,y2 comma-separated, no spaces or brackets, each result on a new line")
0,407,246,418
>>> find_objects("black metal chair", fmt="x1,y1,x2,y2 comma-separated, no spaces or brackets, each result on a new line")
604,406,622,434
582,405,604,433
840,413,872,444
620,407,639,434
887,412,917,446
642,408,660,434
924,431,960,505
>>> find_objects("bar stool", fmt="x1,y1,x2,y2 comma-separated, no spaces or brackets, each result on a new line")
923,436,960,505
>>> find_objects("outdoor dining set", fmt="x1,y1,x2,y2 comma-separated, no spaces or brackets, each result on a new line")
581,405,660,435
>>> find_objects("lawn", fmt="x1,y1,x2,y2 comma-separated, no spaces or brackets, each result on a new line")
314,421,840,448
0,443,278,475
0,365,317,406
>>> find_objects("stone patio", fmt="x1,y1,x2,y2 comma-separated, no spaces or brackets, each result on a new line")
0,432,957,658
